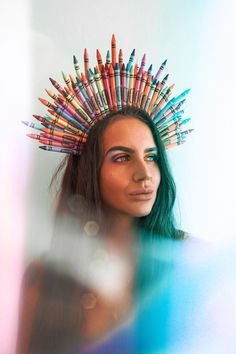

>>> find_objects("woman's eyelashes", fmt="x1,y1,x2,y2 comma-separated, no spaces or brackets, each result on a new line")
111,153,158,163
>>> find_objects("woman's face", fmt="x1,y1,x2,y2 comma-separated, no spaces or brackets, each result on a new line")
99,117,161,219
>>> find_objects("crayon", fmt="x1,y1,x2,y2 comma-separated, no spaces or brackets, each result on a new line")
153,59,167,82
39,138,82,150
45,88,58,100
140,54,146,70
73,55,81,79
118,49,123,68
49,77,66,96
84,48,89,78
144,79,157,111
96,49,103,72
163,136,186,145
71,79,96,119
137,71,148,107
151,83,174,117
179,118,191,127
156,110,183,129
141,74,152,109
22,121,44,131
56,97,87,123
106,50,111,66
94,67,109,113
39,146,80,155
114,63,122,109
81,73,102,118
109,64,118,111
88,69,106,116
40,132,86,145
41,127,87,140
181,128,194,136
161,100,186,121
128,66,135,106
147,64,152,76
38,97,89,131
148,74,169,114
62,71,74,94
63,90,93,125
101,66,113,111
111,34,117,67
34,113,75,133
126,49,135,72
74,76,90,101
133,67,143,106
126,66,131,98
48,110,88,135
120,63,127,106
164,141,185,150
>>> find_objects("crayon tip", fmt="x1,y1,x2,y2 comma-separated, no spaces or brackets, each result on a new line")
49,77,56,85
163,59,168,65
73,55,78,64
112,34,116,42
131,49,135,56
21,120,28,126
38,97,48,105
39,146,46,150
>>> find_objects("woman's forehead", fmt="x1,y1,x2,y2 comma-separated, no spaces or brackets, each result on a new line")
102,117,156,151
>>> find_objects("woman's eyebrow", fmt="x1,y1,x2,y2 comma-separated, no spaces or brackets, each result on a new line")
105,146,158,155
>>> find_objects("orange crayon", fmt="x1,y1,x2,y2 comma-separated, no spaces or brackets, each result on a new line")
137,71,148,107
111,34,117,67
109,64,117,110
141,74,152,109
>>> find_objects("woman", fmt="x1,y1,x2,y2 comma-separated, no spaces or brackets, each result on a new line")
18,35,192,353
17,106,187,354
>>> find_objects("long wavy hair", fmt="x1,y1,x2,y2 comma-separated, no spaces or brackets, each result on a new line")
52,106,183,240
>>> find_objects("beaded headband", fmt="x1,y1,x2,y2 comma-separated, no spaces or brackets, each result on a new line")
23,35,193,155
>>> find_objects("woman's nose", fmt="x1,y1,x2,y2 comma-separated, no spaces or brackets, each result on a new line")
132,159,152,182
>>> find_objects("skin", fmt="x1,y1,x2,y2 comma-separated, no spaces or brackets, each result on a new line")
99,116,161,235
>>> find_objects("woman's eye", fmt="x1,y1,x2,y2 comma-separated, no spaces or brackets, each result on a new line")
113,155,130,162
145,154,158,162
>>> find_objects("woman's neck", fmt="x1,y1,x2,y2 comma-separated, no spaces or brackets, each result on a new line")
104,213,136,251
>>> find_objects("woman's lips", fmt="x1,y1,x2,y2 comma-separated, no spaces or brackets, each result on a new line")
129,189,154,200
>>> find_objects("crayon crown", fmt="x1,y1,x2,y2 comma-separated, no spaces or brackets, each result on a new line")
24,34,193,155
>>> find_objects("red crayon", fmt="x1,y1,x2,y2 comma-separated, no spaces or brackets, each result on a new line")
101,66,113,110
39,138,82,151
41,127,87,140
120,63,127,107
111,34,117,67
41,132,87,144
133,67,143,106
118,49,123,68
96,49,103,72
137,71,148,106
49,77,65,96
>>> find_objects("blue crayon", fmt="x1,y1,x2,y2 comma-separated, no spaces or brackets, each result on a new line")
39,146,81,155
21,121,43,130
179,118,191,126
114,63,122,109
126,49,135,72
147,64,152,76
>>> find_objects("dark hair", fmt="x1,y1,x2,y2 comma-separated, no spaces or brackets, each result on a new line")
52,106,184,240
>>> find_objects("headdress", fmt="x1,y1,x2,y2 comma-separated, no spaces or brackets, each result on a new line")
23,35,193,155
